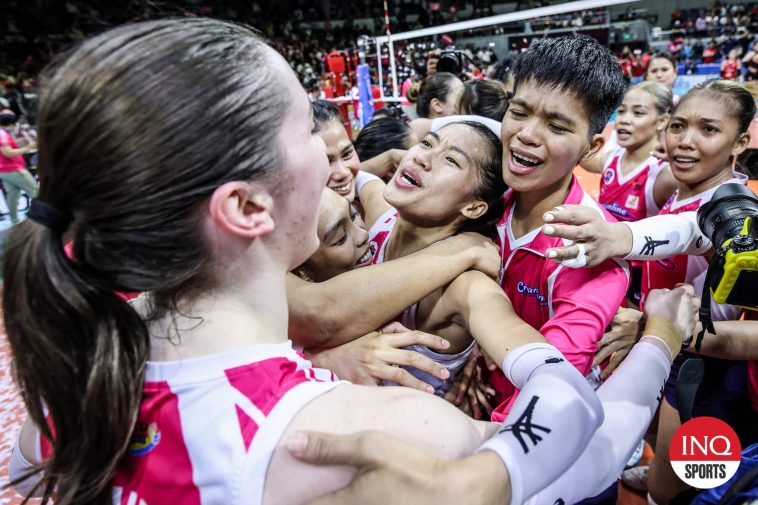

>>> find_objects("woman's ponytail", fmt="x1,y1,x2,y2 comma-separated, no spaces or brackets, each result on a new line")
4,220,149,504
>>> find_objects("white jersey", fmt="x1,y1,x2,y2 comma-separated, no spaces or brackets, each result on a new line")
33,342,344,505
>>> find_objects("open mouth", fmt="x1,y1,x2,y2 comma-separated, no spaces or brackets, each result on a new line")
356,247,372,266
672,155,699,168
330,179,354,195
512,150,543,168
617,128,632,139
396,168,422,189
510,149,544,173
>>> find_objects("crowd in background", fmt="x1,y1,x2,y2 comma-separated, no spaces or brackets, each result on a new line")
2,0,758,124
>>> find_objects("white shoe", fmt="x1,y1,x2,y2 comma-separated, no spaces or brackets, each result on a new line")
625,440,646,469
622,465,650,492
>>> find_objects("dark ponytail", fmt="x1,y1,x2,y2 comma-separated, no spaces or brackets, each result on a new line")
3,18,287,504
4,223,149,503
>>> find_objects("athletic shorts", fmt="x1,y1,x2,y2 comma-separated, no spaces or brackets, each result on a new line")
664,352,749,428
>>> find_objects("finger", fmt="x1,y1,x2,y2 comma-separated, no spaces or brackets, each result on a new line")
598,331,621,347
370,364,436,393
288,431,379,466
543,204,600,226
601,349,630,379
545,244,583,262
594,339,627,365
382,349,451,381
461,396,473,416
455,356,478,404
542,223,592,242
380,321,411,334
387,330,451,352
473,383,494,416
593,345,615,367
467,384,481,420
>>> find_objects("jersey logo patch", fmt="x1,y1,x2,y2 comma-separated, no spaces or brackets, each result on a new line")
601,202,629,218
655,258,677,270
516,281,548,306
603,169,615,185
499,396,552,453
128,422,161,456
640,236,670,256
625,194,640,210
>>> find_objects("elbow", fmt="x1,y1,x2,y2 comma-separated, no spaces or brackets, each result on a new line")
289,315,336,347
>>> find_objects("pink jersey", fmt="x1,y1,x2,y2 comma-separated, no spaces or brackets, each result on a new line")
0,129,26,173
490,176,630,421
38,342,343,504
599,148,668,222
641,174,747,322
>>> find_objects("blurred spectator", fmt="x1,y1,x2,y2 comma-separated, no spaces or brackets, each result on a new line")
744,40,758,81
721,48,742,80
703,39,719,63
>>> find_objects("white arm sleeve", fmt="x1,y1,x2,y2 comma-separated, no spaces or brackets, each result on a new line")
477,343,604,505
524,337,672,505
355,171,381,194
8,435,44,498
623,212,711,260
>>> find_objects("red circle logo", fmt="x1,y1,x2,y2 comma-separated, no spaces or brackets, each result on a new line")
669,417,741,489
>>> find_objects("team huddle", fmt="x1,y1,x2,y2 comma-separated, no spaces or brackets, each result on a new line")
3,17,756,505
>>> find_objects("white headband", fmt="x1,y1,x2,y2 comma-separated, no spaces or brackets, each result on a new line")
430,114,502,139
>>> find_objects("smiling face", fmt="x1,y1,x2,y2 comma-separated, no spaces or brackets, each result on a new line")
646,57,678,89
501,79,601,193
317,119,361,201
615,88,667,150
384,123,492,226
300,187,371,281
665,92,748,189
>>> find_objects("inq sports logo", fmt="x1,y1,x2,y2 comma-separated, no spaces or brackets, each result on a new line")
669,417,741,489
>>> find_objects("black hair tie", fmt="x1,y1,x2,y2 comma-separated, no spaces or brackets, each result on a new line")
27,199,73,234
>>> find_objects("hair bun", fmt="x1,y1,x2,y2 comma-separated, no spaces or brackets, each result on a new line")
406,82,420,103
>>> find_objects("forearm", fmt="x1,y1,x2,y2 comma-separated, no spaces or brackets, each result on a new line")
623,212,710,260
1,146,30,157
450,271,545,367
359,150,402,178
288,245,478,347
526,329,677,504
686,319,758,360
479,343,603,505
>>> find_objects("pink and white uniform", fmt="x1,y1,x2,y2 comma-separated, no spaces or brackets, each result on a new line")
367,208,399,266
491,176,630,421
599,147,668,222
641,173,747,320
37,342,343,505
